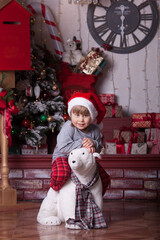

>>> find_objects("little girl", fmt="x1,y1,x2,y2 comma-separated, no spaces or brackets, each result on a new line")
50,92,109,195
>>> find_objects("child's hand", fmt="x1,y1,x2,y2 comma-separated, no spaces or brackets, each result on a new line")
82,138,94,148
82,138,95,153
88,147,95,153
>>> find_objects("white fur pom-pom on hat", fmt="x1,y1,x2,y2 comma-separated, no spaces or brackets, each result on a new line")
67,92,106,124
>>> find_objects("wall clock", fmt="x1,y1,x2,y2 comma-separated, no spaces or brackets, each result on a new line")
87,0,159,53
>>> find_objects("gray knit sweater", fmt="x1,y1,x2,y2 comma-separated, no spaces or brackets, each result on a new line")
52,120,103,162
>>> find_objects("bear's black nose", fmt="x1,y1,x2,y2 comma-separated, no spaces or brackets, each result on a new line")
72,160,76,163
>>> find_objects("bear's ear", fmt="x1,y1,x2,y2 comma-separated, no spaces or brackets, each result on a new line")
93,152,101,159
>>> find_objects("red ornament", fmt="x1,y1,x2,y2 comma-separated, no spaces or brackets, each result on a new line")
22,118,30,128
63,113,69,121
40,90,49,100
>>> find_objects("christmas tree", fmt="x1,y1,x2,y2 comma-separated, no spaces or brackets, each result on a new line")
12,43,66,151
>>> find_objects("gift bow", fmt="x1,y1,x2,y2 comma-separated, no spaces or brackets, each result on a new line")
118,126,139,154
133,112,160,128
143,113,160,128
113,138,125,154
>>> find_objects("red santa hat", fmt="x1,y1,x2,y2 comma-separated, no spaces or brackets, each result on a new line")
67,92,106,124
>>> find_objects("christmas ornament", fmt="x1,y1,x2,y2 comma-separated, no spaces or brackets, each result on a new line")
22,118,30,128
63,113,69,121
25,85,33,97
27,3,63,58
52,83,58,91
50,89,60,97
34,82,41,98
16,79,30,92
29,122,34,129
40,90,49,100
11,128,17,135
40,114,47,122
47,115,53,122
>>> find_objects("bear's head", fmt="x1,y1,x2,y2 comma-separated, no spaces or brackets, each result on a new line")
68,148,101,173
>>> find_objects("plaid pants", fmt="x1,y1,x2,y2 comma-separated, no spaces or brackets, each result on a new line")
50,156,110,195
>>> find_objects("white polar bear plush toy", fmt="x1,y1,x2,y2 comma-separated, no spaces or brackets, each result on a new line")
37,148,107,229
62,38,84,66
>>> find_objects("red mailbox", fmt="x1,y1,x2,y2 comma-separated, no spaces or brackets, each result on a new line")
0,0,32,70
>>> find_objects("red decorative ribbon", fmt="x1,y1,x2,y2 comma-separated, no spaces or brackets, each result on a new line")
118,127,139,154
79,51,101,71
132,112,160,128
147,128,160,154
0,98,19,147
105,102,117,117
113,138,125,154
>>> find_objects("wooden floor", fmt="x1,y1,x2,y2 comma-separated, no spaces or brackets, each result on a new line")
0,200,160,240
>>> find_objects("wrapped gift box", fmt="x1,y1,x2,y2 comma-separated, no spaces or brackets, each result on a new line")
147,140,160,154
145,128,160,140
125,143,147,154
113,129,145,143
94,60,107,75
146,128,160,154
98,94,115,104
79,50,104,75
105,142,147,154
105,142,117,154
21,144,48,155
105,142,125,154
105,104,122,118
132,113,160,128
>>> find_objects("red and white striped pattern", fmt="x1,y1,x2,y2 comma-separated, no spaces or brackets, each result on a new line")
27,3,63,58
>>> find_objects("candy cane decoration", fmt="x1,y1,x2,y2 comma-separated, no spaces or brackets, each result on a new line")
27,3,63,58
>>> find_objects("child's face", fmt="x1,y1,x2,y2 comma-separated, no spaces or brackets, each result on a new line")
71,112,91,131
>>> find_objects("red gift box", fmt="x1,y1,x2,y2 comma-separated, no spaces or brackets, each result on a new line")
105,102,122,118
98,94,115,104
146,128,160,154
113,128,145,143
132,113,160,128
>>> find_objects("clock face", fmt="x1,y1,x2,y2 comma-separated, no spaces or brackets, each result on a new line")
87,0,159,53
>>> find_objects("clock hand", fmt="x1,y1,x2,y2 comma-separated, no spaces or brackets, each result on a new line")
115,5,130,42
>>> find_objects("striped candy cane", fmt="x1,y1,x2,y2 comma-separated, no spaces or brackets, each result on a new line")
27,3,63,58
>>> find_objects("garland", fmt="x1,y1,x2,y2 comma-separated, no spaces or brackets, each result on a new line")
0,74,19,146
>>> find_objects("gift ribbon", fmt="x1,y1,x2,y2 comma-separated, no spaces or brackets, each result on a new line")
118,127,139,154
144,113,160,128
132,112,160,128
105,102,118,117
147,128,160,154
79,51,103,74
0,99,19,147
106,138,125,154
113,138,125,154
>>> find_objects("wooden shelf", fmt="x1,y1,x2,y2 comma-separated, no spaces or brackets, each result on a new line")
99,154,160,168
1,154,159,169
